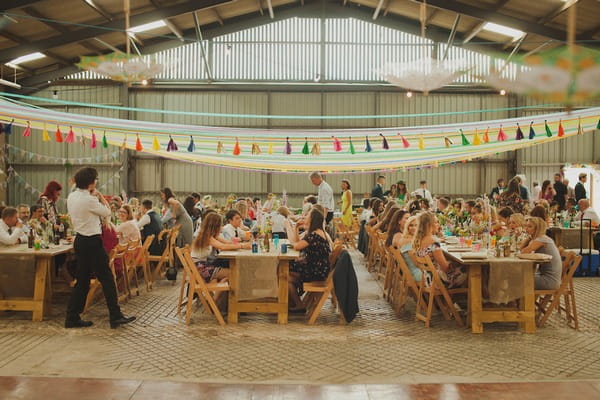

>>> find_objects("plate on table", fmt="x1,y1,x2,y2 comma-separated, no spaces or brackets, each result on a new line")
516,253,553,261
461,252,488,259
445,237,459,244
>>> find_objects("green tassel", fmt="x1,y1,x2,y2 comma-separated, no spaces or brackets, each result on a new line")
545,120,552,137
302,138,309,155
349,137,355,154
460,129,470,146
102,132,108,148
597,119,600,129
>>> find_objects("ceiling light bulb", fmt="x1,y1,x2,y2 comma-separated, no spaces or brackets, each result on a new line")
500,89,506,96
406,91,413,98
141,79,148,86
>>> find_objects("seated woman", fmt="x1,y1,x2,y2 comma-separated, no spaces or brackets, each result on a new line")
288,209,332,312
373,202,398,231
116,205,141,245
191,212,251,283
508,213,528,245
396,215,421,283
530,205,549,223
520,216,562,290
413,212,466,288
385,209,409,248
271,206,293,239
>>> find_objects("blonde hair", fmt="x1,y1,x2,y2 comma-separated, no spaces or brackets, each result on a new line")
403,215,419,239
120,204,134,221
277,206,291,218
235,201,248,218
412,212,435,251
508,213,526,229
527,216,547,239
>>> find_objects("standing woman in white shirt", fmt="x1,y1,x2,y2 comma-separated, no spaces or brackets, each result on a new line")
65,167,135,329
116,205,141,245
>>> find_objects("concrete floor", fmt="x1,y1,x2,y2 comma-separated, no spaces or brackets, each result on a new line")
1,249,600,385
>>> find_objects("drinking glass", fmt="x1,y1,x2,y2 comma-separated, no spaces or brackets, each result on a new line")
465,236,473,248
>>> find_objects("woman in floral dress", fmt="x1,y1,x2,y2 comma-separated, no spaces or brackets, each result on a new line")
288,208,331,312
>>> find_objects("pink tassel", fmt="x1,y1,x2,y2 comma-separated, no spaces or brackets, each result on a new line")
65,126,75,143
166,135,178,151
22,121,31,137
380,133,390,149
399,134,410,148
497,125,507,141
91,130,97,149
332,136,342,152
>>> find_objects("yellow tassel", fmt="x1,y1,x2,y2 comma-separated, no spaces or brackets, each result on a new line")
267,142,273,154
472,129,481,145
418,135,425,150
152,135,160,151
311,142,321,155
577,117,583,135
42,123,50,142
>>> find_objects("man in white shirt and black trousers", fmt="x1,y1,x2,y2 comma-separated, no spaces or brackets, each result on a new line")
65,167,135,329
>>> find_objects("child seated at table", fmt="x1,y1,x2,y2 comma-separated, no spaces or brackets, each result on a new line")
413,212,466,288
288,208,332,312
191,213,251,283
520,216,562,290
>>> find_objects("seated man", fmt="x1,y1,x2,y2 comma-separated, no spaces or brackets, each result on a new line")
29,205,49,236
0,207,27,245
136,199,164,255
221,210,248,242
17,204,31,225
576,199,600,226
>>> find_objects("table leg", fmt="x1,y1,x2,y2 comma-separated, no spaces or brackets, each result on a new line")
32,258,51,322
468,264,483,333
522,264,536,333
278,260,289,324
228,258,239,324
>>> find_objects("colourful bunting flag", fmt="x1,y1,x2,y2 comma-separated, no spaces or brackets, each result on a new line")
515,123,524,140
332,136,342,152
233,138,241,155
472,129,481,145
152,135,160,151
285,137,292,154
558,120,565,137
55,126,63,143
167,136,178,151
528,122,535,139
380,133,389,149
483,127,489,143
91,130,97,148
497,125,507,141
217,141,224,153
460,129,470,145
22,121,31,137
302,138,309,155
311,142,321,155
65,126,75,143
42,124,50,142
544,120,552,137
187,136,195,152
136,134,143,151
349,137,355,154
102,131,108,148
365,136,372,152
419,135,425,150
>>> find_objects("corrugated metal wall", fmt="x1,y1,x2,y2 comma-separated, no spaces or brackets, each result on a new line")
7,85,598,208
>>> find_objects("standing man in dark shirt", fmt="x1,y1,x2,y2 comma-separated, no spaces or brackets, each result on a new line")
489,178,505,201
575,173,587,201
371,175,386,200
553,173,568,210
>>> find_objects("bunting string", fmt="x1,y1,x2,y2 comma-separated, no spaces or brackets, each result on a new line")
2,144,120,164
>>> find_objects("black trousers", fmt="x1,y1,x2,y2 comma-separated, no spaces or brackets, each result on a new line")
326,211,334,224
66,234,122,321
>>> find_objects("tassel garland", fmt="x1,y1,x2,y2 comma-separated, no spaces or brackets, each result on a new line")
349,137,355,154
55,126,63,143
187,136,195,152
102,131,108,148
22,121,31,137
544,120,552,137
332,136,342,152
365,136,372,152
136,134,143,151
152,135,160,151
380,133,389,149
233,138,241,155
558,120,565,137
515,123,524,140
302,138,310,155
285,137,292,154
497,125,507,141
65,126,75,143
42,124,50,142
528,122,536,139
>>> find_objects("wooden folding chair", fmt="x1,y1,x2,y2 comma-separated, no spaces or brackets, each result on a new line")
149,225,180,280
535,250,581,329
413,253,467,328
83,243,129,313
137,234,155,291
124,239,146,297
382,246,396,301
303,243,345,325
174,246,230,326
388,246,422,315
375,232,388,281
334,218,357,249
365,225,377,271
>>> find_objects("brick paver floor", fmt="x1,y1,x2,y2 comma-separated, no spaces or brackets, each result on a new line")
1,249,599,384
